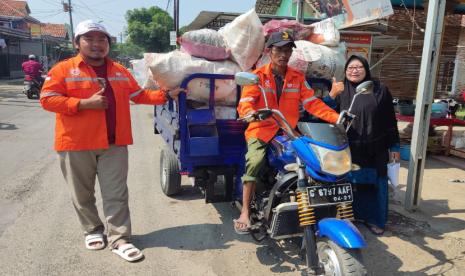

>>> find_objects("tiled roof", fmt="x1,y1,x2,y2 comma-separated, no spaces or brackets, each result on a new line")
0,0,29,18
40,23,68,39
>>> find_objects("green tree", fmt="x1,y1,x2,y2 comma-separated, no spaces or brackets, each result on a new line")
109,42,144,60
126,6,174,53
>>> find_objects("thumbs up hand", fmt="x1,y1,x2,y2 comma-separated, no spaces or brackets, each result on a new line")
79,88,108,110
329,77,344,99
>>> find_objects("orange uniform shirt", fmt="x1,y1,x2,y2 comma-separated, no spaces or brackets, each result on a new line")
41,54,166,151
237,63,339,143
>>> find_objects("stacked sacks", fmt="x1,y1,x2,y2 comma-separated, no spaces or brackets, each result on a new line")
144,9,265,120
146,51,241,106
258,18,345,81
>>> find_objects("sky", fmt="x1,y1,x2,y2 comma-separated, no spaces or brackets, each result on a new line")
26,0,256,41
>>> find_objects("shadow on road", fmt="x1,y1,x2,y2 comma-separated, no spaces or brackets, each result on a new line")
379,196,465,274
0,123,18,130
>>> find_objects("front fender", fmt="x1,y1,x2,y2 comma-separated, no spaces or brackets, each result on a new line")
317,218,366,249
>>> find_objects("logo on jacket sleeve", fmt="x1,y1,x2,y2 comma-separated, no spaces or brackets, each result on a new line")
70,68,81,76
265,79,271,87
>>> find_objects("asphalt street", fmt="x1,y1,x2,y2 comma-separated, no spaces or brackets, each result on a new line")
1,84,464,275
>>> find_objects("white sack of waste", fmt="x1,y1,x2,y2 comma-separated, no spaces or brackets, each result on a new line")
130,58,159,89
180,29,230,61
219,9,265,71
289,41,346,80
147,50,241,105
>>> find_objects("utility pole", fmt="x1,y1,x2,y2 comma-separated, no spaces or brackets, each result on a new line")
63,0,74,40
296,0,305,23
404,0,447,211
174,0,179,35
120,32,123,44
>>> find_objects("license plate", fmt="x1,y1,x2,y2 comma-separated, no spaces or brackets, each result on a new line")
307,183,353,207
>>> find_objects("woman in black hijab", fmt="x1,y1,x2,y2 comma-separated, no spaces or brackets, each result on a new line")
325,55,400,235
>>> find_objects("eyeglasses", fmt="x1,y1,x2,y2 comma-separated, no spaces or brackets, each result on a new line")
346,66,365,72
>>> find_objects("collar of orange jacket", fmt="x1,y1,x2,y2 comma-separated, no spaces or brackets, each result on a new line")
75,53,114,67
260,63,301,81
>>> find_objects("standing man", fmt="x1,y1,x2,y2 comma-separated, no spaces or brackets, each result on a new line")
234,31,340,234
40,20,180,262
22,54,44,85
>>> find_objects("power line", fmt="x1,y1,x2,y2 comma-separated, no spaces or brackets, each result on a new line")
74,0,104,22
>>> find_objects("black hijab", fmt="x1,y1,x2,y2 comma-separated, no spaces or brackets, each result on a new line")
336,55,399,175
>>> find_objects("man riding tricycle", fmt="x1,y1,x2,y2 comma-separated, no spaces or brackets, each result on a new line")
156,31,369,275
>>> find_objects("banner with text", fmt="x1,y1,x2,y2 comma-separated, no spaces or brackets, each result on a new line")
311,0,393,29
340,32,373,63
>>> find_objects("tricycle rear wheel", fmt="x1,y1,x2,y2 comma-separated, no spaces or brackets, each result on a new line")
160,145,181,196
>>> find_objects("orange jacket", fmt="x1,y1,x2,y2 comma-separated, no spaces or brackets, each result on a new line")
237,63,339,143
41,54,166,151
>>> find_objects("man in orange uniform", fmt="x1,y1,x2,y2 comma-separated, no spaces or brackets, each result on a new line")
40,20,180,261
234,31,340,234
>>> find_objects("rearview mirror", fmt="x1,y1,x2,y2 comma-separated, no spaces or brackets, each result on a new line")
235,72,259,86
355,80,374,95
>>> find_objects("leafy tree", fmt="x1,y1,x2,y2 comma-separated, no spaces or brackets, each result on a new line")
109,42,144,60
126,6,174,53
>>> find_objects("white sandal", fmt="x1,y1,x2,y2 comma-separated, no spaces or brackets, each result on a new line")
112,243,144,262
85,233,105,250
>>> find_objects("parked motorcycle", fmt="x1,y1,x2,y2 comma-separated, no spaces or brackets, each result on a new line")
235,72,373,276
23,75,43,99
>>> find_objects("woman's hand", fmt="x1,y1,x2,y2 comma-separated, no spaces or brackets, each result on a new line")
329,77,344,99
391,151,400,162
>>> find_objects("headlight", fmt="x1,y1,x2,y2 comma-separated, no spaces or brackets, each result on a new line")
310,144,352,176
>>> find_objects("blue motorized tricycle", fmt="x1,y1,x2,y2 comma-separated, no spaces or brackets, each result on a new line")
155,73,371,275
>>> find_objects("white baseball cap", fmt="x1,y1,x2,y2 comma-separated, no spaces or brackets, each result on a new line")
74,20,110,39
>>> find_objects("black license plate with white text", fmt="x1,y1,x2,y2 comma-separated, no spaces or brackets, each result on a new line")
307,183,353,207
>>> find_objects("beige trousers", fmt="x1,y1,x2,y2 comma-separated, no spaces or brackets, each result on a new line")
58,145,131,248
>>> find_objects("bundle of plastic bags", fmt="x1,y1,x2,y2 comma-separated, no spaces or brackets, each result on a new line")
179,29,230,61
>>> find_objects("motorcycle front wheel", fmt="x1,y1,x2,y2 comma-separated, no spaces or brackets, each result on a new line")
26,89,34,99
316,238,366,276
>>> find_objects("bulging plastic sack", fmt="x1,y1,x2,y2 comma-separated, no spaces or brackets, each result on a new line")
130,59,148,87
219,9,265,71
180,29,230,61
147,50,241,105
289,40,346,80
130,58,159,89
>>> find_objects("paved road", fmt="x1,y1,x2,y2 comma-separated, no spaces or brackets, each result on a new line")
1,84,464,275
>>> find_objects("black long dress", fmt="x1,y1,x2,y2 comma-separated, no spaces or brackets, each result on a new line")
324,56,399,229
